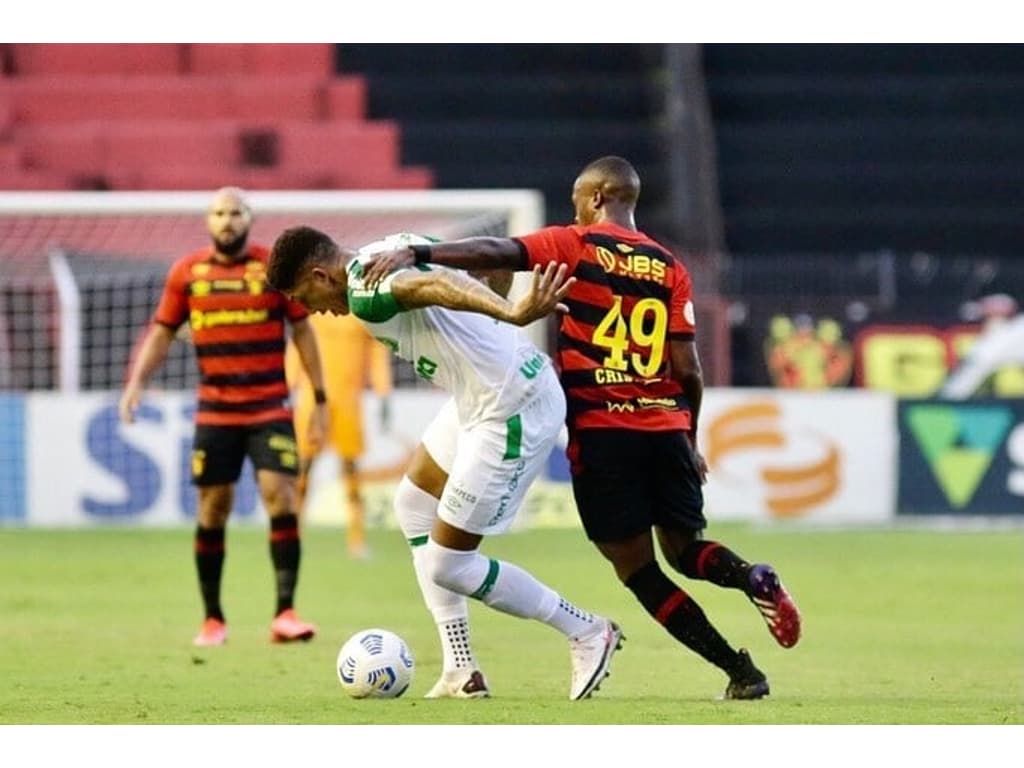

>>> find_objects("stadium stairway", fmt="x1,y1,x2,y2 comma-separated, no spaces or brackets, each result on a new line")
702,43,1024,258
0,43,432,191
334,44,669,228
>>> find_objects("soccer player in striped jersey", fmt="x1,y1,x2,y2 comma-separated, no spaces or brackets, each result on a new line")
267,228,624,701
119,187,328,648
359,156,803,700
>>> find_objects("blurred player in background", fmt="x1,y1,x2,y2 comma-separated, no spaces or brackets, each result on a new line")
119,186,328,648
286,312,392,559
941,293,1024,399
268,228,624,701
360,156,803,700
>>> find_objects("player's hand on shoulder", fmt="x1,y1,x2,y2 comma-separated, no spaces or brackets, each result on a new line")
363,248,414,289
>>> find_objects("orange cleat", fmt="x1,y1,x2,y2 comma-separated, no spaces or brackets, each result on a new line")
193,617,228,647
270,608,317,643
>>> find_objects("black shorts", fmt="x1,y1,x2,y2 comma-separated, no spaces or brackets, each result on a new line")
191,420,299,486
569,428,705,543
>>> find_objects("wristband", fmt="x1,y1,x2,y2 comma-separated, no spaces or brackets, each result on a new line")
313,388,327,405
410,244,433,264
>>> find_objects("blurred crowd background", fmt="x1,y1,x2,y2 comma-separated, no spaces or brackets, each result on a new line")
1,42,1021,398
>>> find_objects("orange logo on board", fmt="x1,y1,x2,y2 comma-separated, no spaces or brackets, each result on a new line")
706,400,840,518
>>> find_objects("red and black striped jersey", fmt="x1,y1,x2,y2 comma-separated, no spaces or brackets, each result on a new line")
152,245,308,427
516,222,696,432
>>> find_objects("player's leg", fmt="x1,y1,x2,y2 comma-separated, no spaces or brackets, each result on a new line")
291,386,316,514
573,428,768,699
421,380,622,700
190,425,246,647
654,433,802,650
396,399,488,698
334,392,369,559
250,420,316,642
340,457,368,559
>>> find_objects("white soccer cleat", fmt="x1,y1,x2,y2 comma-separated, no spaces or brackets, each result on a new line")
424,668,491,699
568,617,624,700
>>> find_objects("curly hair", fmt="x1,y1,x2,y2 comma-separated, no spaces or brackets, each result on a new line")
267,225,337,291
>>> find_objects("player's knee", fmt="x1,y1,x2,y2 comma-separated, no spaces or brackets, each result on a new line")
394,475,439,540
420,539,482,596
659,530,703,578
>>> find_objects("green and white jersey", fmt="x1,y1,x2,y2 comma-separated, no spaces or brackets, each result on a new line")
346,254,552,426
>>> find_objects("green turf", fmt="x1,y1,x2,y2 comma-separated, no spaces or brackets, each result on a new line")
1,523,1021,724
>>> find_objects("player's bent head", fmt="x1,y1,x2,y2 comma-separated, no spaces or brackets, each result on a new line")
577,155,641,204
267,225,339,292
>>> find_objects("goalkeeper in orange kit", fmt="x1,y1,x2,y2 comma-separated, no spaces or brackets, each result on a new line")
286,311,393,558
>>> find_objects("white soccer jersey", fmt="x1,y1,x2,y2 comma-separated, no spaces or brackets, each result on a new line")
346,254,553,426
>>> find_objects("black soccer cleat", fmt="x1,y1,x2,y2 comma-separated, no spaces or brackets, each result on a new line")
724,648,770,700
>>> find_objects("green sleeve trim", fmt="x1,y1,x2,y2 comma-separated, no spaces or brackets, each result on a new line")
347,258,407,322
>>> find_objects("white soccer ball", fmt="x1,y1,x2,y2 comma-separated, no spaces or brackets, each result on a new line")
336,628,415,699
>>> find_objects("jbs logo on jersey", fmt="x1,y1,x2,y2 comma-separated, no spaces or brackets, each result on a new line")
594,246,666,283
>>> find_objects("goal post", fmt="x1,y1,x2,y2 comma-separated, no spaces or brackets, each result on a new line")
0,188,547,393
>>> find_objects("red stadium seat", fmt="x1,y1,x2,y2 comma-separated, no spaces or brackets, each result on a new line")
185,44,333,76
0,141,21,171
325,79,368,120
7,77,331,123
275,121,401,175
0,44,432,193
9,44,183,76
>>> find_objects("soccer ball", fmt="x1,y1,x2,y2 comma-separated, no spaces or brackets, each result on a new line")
336,628,415,699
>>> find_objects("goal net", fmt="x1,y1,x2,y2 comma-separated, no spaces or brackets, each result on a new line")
0,189,544,393
0,189,581,528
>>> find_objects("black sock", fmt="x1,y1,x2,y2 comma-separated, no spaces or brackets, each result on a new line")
625,560,740,673
194,526,226,622
675,540,752,591
270,512,301,615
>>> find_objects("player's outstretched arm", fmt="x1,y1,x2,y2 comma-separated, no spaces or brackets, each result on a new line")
391,262,573,327
361,237,528,289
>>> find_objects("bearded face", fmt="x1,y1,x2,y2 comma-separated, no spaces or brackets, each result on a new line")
206,190,253,260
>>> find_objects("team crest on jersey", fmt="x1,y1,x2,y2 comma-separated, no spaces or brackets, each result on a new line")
244,261,266,295
191,263,212,276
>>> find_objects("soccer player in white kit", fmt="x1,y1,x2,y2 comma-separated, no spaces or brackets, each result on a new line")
267,227,623,701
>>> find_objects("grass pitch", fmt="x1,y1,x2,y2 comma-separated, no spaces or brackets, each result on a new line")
1,523,1021,726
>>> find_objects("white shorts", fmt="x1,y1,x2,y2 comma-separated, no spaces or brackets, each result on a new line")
437,366,565,536
420,397,459,474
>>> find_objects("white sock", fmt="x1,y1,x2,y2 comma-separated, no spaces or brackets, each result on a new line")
423,539,597,638
396,476,477,674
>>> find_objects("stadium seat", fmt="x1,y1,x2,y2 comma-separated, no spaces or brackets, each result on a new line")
0,168,75,190
6,76,332,123
101,122,242,168
0,142,19,172
185,44,333,76
325,79,369,120
275,121,401,176
17,124,105,175
9,44,183,75
0,44,431,193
